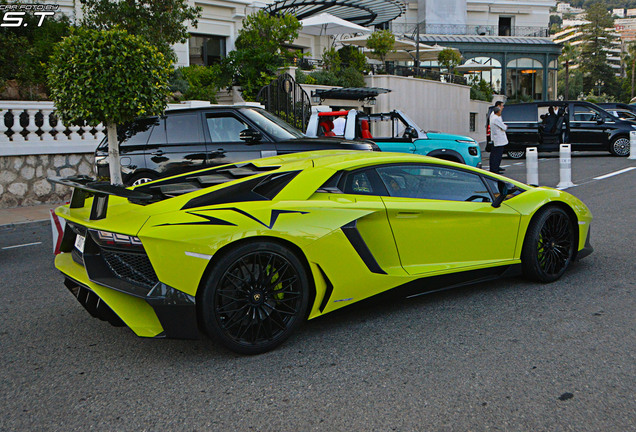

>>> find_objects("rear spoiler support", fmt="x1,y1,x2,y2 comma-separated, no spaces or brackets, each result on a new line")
49,176,154,220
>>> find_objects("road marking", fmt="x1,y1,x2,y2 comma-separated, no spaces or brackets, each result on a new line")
513,162,524,165
2,242,42,250
501,164,510,168
593,167,636,180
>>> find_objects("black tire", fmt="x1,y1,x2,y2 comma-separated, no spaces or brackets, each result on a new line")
521,206,576,283
126,172,158,187
201,241,310,354
609,136,630,156
507,150,526,159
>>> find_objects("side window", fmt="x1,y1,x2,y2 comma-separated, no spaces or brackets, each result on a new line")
165,114,202,144
343,170,377,195
572,105,600,122
206,115,248,143
377,165,492,202
501,105,537,122
147,117,167,145
117,118,157,147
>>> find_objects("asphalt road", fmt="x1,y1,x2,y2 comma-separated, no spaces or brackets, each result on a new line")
1,153,635,431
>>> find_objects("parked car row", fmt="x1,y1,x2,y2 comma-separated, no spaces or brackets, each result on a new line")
486,100,634,158
95,105,378,186
96,105,484,185
305,109,482,168
96,99,632,186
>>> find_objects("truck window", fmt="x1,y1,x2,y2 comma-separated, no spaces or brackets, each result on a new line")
501,105,537,122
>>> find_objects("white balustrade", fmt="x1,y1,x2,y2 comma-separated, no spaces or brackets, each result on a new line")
26,109,39,141
9,109,25,143
0,101,102,156
40,109,54,141
0,99,234,156
0,110,7,142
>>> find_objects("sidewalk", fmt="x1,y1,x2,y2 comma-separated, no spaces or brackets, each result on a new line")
0,203,59,227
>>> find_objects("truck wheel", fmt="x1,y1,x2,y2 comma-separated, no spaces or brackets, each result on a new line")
507,150,526,159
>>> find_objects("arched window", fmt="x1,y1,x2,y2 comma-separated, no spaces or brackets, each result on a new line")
506,57,545,101
465,57,502,93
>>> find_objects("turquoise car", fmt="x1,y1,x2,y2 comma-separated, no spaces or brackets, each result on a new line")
306,109,482,168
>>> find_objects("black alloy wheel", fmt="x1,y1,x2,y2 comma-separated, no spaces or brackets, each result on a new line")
521,206,575,283
201,242,309,354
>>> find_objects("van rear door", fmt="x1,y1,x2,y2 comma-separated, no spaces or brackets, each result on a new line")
501,104,538,149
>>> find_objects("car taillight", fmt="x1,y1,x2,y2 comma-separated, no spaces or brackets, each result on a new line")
486,125,491,137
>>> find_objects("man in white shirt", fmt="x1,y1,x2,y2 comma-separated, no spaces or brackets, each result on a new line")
489,106,508,174
332,116,346,136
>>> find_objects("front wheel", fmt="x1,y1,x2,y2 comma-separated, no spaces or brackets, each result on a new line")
507,150,526,159
200,242,310,354
521,207,575,283
609,137,630,156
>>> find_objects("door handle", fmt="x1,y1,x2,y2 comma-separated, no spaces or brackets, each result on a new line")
152,150,164,156
396,211,421,218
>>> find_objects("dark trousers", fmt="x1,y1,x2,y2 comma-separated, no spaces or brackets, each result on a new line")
489,145,504,172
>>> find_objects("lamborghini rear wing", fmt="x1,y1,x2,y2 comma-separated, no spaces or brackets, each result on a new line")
49,176,153,220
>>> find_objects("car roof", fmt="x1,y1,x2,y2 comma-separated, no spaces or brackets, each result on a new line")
250,150,481,172
164,104,264,115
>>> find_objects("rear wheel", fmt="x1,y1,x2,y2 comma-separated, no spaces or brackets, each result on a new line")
507,150,526,159
201,242,309,354
521,207,575,283
127,172,158,187
609,137,630,156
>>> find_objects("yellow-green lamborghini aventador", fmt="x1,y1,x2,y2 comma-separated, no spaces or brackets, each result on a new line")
51,150,593,354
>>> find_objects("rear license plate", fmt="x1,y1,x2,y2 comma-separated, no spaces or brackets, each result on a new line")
74,234,85,253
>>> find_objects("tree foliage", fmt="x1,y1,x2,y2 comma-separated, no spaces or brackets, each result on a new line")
367,30,395,64
173,65,229,103
0,11,71,99
559,43,578,99
337,45,368,72
80,0,201,60
224,11,302,101
437,48,462,75
48,28,172,184
579,3,618,96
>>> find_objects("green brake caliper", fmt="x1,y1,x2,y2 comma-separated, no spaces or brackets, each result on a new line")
267,265,284,300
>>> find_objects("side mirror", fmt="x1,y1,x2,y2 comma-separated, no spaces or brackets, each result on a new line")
403,127,418,139
596,116,605,125
492,180,508,208
239,128,262,144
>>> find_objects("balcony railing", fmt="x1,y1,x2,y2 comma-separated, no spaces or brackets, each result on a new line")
391,23,550,38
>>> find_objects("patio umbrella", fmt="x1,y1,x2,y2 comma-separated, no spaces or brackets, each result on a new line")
341,34,426,50
455,59,495,72
299,13,372,36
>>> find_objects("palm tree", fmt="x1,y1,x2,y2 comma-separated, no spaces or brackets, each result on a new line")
560,43,577,100
625,42,636,99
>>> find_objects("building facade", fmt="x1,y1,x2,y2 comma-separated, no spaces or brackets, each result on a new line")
390,0,560,101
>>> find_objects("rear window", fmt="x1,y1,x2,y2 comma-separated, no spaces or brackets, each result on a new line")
501,105,537,122
166,113,203,144
106,118,158,149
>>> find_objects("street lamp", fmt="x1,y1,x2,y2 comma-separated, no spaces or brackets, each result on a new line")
311,91,322,105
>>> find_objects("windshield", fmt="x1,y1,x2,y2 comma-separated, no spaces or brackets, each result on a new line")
240,108,305,141
397,111,426,136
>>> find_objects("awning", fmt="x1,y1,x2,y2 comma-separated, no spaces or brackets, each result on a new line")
265,0,406,27
299,12,372,35
456,59,495,72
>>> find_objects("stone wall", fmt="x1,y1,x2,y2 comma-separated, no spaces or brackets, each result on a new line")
0,153,94,208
